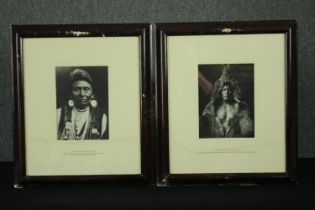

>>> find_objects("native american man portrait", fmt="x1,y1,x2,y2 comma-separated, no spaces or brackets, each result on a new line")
56,67,108,140
199,64,254,138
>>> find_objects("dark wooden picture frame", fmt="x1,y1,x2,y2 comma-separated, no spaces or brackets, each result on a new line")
156,20,297,185
12,24,154,187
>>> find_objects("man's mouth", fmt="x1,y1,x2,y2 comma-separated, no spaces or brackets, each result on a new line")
79,98,88,103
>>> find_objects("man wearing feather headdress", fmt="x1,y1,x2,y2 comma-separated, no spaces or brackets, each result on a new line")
199,65,254,138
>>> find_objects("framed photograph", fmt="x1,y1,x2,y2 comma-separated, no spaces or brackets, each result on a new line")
12,24,153,187
156,21,297,185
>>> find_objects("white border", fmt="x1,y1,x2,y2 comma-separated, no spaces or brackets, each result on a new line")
167,34,286,174
23,37,141,175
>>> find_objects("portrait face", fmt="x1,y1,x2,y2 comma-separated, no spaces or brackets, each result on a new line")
221,85,231,101
72,80,93,109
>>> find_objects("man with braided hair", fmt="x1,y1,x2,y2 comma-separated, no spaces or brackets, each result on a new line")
57,68,108,140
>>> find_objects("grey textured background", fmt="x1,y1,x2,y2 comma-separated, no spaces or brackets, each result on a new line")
0,0,314,161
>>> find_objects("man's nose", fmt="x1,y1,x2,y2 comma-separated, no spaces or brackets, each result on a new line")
79,89,85,96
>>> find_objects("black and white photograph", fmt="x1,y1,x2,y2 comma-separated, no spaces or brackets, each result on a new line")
199,64,254,138
56,66,109,140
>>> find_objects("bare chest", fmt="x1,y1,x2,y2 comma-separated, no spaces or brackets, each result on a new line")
216,103,239,123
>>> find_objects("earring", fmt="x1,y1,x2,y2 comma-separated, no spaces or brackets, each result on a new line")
68,99,74,107
90,95,98,107
90,99,98,108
